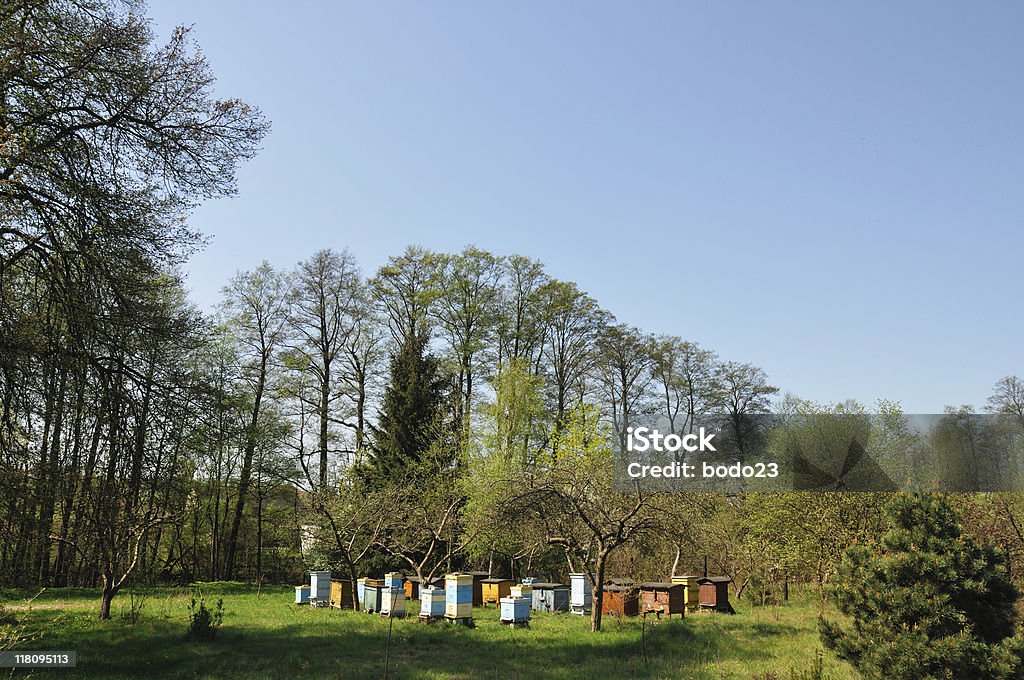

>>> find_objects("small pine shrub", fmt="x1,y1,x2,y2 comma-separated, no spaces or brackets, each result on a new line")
187,595,224,641
820,493,1023,679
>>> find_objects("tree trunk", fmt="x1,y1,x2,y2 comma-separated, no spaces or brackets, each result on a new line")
319,350,330,493
225,352,267,578
98,576,117,620
590,553,607,632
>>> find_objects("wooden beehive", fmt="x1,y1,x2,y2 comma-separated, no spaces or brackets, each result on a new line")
481,578,513,606
329,579,354,609
309,571,331,606
500,596,531,625
362,580,384,613
445,572,474,620
602,584,639,617
419,586,446,620
570,573,592,615
639,582,685,618
379,586,406,617
530,583,570,612
698,577,734,613
384,572,403,589
295,585,310,604
465,571,490,606
671,575,701,611
510,584,532,598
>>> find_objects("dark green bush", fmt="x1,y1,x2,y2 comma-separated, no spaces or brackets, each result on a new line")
820,493,1024,679
187,595,224,641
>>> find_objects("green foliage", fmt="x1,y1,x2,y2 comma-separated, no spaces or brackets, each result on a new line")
186,595,224,642
820,493,1024,679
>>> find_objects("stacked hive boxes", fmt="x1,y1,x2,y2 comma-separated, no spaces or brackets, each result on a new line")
309,571,331,607
419,586,445,620
671,575,701,611
500,595,531,625
570,573,592,615
380,587,406,617
445,573,474,621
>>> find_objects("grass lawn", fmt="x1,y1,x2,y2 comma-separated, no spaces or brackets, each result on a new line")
1,583,857,679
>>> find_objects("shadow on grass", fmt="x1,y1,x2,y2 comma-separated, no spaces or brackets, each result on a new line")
13,607,784,680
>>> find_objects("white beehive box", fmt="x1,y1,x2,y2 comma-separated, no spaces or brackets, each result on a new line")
570,573,592,614
500,595,531,624
379,586,406,617
309,571,331,605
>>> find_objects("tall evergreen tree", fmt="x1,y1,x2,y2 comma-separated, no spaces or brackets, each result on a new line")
366,332,449,481
820,493,1024,679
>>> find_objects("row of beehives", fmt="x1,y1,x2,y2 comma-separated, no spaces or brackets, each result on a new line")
293,571,735,623
601,576,735,617
293,571,531,624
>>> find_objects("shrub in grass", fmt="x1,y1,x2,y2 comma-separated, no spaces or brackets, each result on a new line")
820,493,1024,679
187,595,224,641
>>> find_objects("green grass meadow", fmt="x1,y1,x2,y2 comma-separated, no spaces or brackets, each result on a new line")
2,583,857,679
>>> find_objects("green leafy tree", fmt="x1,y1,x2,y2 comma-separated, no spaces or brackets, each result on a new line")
820,493,1024,679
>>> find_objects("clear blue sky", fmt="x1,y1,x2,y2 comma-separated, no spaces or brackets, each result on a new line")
147,1,1023,413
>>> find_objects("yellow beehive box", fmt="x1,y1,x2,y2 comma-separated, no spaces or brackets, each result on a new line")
329,579,354,609
481,578,513,606
511,584,533,598
671,575,701,610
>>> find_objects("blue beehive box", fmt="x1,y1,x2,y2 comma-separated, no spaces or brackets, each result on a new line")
419,586,446,619
295,585,310,604
445,573,474,619
384,572,403,589
500,596,531,625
